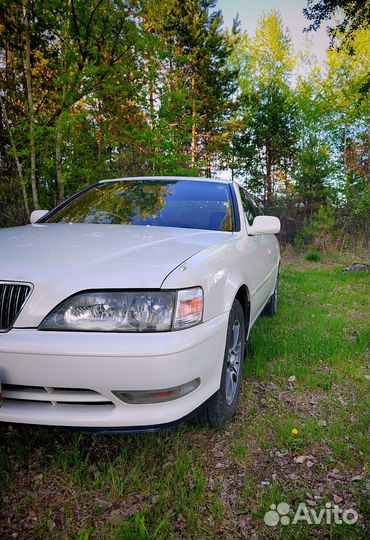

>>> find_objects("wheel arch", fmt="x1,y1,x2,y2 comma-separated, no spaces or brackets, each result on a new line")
235,284,251,339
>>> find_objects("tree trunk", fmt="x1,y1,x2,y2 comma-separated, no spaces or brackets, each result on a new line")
97,99,105,167
0,95,30,215
55,126,64,202
191,74,197,167
205,154,212,178
149,79,155,128
23,1,39,209
284,158,289,192
343,124,347,172
368,99,370,183
56,5,69,203
149,80,156,175
266,149,272,203
343,124,350,197
191,117,197,167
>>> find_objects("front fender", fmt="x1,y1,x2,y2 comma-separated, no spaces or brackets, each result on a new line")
161,235,252,322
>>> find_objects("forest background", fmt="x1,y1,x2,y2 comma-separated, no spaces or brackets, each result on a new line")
0,0,369,249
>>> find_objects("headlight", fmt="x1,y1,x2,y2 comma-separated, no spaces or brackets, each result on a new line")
39,288,203,332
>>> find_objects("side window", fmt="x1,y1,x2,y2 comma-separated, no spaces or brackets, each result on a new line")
239,187,259,225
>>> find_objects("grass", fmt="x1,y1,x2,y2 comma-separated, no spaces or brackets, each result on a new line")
0,253,369,539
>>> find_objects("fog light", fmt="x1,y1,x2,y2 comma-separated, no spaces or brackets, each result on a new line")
113,378,200,404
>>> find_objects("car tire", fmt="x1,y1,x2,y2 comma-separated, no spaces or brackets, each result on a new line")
193,299,245,427
263,271,279,317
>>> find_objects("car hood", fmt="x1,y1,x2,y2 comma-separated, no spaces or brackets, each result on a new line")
1,223,230,326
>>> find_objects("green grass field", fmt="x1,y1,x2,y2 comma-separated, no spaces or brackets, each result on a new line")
0,254,369,539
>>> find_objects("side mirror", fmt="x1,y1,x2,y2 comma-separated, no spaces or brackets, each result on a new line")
248,215,280,235
30,210,49,224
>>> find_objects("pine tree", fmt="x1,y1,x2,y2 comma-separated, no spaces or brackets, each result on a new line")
230,10,299,202
142,0,235,176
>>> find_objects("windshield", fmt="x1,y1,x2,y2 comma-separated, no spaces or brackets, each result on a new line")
44,180,236,232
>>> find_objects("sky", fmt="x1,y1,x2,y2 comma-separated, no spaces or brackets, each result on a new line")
218,0,330,62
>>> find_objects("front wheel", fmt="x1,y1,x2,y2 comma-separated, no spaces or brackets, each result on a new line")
193,299,245,427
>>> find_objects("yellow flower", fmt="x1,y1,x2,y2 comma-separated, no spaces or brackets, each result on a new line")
292,428,299,436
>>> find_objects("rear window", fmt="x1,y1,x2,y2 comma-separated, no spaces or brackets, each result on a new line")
44,180,236,232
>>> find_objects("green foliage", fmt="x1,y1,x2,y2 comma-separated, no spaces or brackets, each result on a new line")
304,0,370,45
303,206,336,250
0,0,368,247
229,11,299,201
0,0,235,212
305,251,321,262
294,137,335,215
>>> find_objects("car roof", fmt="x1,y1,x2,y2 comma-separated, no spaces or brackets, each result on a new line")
99,176,233,185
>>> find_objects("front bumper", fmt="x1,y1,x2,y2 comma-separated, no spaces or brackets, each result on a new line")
0,313,228,428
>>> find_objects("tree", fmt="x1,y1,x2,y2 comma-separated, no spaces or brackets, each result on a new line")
0,0,235,218
324,29,370,191
230,10,299,202
23,0,39,208
143,0,235,175
36,0,145,201
304,0,370,45
294,136,334,218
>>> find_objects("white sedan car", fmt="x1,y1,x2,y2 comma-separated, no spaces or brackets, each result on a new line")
0,177,280,432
